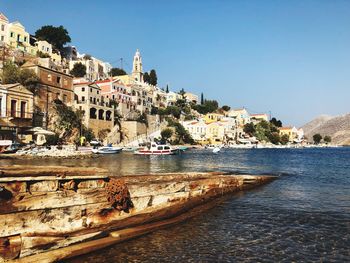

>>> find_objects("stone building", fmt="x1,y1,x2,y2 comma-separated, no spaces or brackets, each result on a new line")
21,62,74,127
0,83,34,142
73,82,114,136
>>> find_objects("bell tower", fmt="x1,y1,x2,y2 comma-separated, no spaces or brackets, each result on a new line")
132,49,143,82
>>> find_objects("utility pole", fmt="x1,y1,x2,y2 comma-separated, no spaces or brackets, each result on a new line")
120,58,123,70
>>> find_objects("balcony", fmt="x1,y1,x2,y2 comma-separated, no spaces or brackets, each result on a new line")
1,110,33,120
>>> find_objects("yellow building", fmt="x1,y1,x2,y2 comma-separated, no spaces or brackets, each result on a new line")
36,40,52,55
7,21,36,55
227,108,250,127
278,127,293,141
204,113,224,124
0,13,9,44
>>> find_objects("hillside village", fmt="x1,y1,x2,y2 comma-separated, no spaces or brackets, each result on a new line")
0,12,307,148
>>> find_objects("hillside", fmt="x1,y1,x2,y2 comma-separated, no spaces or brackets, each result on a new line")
302,113,350,145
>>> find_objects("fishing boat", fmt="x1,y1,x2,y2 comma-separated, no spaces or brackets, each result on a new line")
134,143,179,155
92,146,122,154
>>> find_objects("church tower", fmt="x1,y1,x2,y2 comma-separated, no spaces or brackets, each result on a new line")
132,49,143,82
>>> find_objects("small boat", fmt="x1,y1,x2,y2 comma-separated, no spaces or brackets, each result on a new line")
178,146,189,152
92,146,122,154
212,147,221,154
122,146,140,152
134,143,179,155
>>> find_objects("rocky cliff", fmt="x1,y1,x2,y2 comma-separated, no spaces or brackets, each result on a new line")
302,113,350,145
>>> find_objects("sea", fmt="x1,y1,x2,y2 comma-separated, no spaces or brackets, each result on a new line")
3,147,349,262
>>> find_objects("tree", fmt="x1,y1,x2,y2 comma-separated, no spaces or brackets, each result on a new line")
37,50,50,58
83,54,92,60
221,105,231,111
143,72,150,83
70,62,86,77
280,134,290,145
270,117,282,127
243,122,256,136
269,132,281,145
18,69,39,94
200,93,204,105
110,68,126,77
35,25,71,51
1,62,39,93
1,61,20,84
179,88,186,96
166,85,169,93
161,128,173,142
166,106,181,119
313,133,322,144
324,135,331,144
193,99,219,114
149,69,157,86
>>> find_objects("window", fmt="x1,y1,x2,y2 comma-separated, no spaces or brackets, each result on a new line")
82,96,85,102
82,87,85,92
20,101,26,118
57,76,61,84
157,146,163,150
10,32,14,38
90,88,92,92
0,36,3,42
10,100,16,117
1,25,4,31
64,79,68,85
17,34,20,41
47,74,52,82
63,94,67,103
97,90,99,94
24,36,27,42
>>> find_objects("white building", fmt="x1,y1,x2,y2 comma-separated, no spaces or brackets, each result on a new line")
0,13,8,44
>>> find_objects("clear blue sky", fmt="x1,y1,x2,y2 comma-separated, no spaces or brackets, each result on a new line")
2,0,350,126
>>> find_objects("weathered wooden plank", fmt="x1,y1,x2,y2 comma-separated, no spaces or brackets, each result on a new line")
0,234,21,261
0,179,230,214
20,231,104,258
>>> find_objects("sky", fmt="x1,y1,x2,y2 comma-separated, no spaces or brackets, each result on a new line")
1,0,350,126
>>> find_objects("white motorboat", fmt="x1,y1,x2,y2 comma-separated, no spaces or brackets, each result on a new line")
134,143,179,155
212,147,221,154
92,146,122,154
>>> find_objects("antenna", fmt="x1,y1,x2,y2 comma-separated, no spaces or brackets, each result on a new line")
120,58,123,69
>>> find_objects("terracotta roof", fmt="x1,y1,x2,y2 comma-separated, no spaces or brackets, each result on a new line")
250,113,267,116
95,79,113,84
279,127,292,130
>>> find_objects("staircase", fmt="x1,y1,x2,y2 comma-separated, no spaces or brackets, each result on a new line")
117,122,167,147
104,123,121,145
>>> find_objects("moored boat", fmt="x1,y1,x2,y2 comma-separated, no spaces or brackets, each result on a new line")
92,146,122,154
134,143,179,155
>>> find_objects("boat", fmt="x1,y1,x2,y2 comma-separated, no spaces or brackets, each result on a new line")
92,146,122,154
134,143,179,155
212,147,221,154
178,146,189,152
122,146,141,152
0,165,276,262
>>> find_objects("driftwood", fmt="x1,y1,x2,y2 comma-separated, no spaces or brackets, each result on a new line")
0,165,277,262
